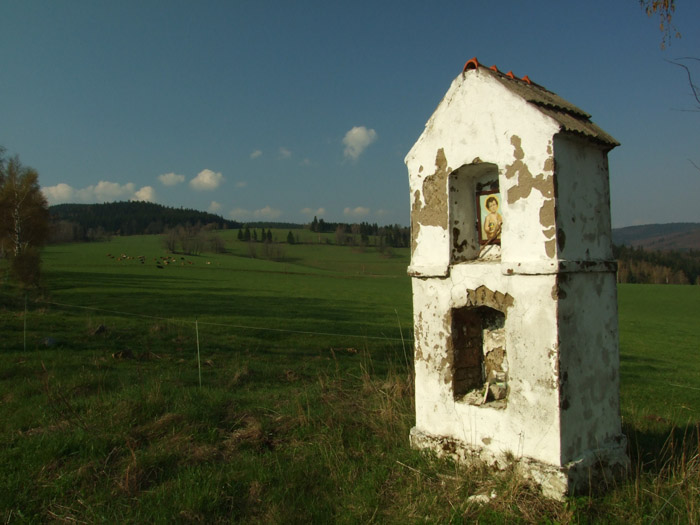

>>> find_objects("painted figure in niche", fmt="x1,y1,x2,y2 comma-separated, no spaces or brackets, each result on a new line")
480,193,502,243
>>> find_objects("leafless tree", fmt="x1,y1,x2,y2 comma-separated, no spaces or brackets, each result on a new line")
667,57,700,171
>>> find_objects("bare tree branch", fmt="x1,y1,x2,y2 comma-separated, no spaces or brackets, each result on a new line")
666,59,700,109
662,58,700,173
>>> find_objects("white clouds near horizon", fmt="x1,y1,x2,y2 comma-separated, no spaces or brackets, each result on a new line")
250,150,263,159
42,183,74,203
254,205,282,219
301,207,326,217
133,186,156,202
42,181,156,204
208,201,222,213
189,169,224,191
344,206,370,219
229,205,282,221
158,172,185,186
342,126,377,160
279,147,292,159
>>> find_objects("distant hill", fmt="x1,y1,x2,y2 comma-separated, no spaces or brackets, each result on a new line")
49,201,240,239
612,223,700,251
612,223,700,284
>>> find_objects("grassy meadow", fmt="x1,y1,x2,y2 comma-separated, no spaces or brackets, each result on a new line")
1,230,698,523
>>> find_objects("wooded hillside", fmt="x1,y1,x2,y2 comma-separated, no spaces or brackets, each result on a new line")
49,201,239,241
612,223,700,285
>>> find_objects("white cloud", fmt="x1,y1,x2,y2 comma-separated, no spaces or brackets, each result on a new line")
133,186,156,202
253,205,282,219
41,181,154,205
190,169,224,191
89,181,136,201
228,206,281,221
235,181,247,188
250,150,262,159
342,126,377,160
208,201,222,213
301,207,326,217
279,147,292,159
158,172,185,186
229,207,250,220
42,183,75,204
344,206,371,219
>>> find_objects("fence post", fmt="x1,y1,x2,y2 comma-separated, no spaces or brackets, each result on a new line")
24,293,27,352
196,319,202,388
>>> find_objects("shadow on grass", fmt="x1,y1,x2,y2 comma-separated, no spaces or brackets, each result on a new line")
39,271,403,330
624,420,700,475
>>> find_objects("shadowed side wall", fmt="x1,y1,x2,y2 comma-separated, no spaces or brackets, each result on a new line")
556,270,627,479
553,133,614,262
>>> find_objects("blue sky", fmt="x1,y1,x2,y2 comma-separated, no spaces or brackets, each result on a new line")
1,1,698,228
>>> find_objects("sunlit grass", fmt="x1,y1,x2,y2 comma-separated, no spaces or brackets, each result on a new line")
0,233,698,522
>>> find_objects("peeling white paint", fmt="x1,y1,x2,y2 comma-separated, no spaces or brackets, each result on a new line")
406,65,628,498
409,225,450,276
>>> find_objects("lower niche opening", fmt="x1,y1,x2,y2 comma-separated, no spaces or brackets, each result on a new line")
451,305,508,407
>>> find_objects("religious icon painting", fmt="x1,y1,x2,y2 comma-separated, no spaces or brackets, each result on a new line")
476,190,502,245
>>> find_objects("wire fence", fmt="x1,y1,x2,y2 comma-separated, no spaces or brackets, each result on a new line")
4,295,414,370
2,293,416,390
36,299,413,343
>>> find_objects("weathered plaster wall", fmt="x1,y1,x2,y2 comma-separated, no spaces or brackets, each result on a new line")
407,66,626,497
553,133,614,262
406,70,561,275
501,135,558,265
556,271,626,465
411,263,628,494
412,265,564,467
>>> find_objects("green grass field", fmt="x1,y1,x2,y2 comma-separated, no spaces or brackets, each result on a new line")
619,284,700,426
1,232,698,523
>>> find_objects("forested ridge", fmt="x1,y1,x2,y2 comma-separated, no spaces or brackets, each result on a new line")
48,202,411,248
612,222,700,285
614,245,700,285
49,201,239,241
